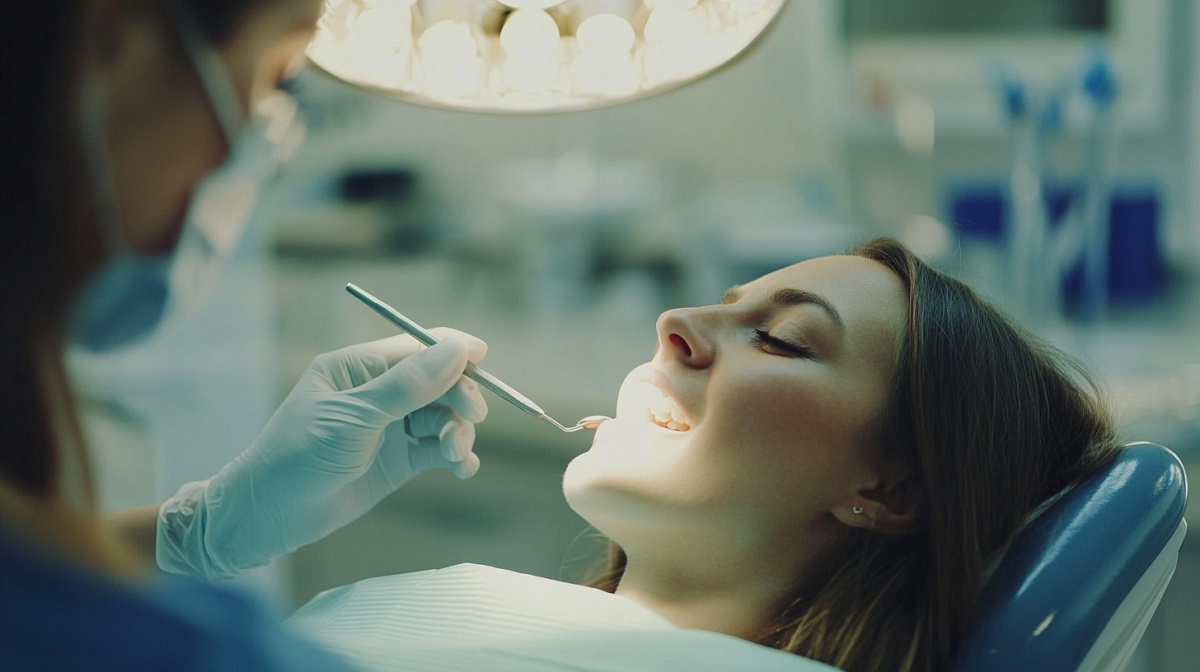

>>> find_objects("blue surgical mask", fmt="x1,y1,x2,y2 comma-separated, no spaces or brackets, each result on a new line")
69,0,304,353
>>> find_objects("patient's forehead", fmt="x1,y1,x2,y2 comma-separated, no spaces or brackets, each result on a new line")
750,256,905,312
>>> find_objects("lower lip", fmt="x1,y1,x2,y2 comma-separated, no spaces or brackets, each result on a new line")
645,418,691,434
589,417,689,446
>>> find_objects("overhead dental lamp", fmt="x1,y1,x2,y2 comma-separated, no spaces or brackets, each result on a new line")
306,0,787,113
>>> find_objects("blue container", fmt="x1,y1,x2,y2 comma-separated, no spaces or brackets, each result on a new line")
946,181,1162,306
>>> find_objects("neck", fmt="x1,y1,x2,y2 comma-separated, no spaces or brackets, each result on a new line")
613,549,804,642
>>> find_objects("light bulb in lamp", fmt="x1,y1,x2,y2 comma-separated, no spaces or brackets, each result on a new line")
306,0,788,113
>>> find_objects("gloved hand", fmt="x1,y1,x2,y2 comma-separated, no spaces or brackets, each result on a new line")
156,330,488,580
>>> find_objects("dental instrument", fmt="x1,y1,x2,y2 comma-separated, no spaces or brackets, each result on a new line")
991,48,1119,333
345,283,610,433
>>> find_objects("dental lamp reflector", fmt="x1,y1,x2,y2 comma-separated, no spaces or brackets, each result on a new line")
306,0,787,113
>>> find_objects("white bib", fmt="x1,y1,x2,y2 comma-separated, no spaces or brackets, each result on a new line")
286,564,842,672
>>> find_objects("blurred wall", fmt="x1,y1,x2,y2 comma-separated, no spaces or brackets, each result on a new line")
289,0,844,215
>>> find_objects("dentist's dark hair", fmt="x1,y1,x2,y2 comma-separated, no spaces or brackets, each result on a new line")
1,3,97,503
588,238,1121,672
188,0,269,42
0,0,266,550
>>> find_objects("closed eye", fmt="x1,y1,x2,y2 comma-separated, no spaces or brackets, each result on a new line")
752,329,814,358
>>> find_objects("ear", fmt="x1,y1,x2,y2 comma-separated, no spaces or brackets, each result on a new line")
833,479,921,535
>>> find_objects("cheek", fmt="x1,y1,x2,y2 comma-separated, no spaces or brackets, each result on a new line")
712,371,855,451
704,370,876,491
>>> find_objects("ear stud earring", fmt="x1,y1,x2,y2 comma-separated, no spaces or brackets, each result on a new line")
852,505,865,515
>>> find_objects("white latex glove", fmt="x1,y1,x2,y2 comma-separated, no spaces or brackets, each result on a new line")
156,330,488,580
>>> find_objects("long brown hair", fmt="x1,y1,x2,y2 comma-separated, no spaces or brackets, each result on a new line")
1,4,94,503
588,237,1121,672
0,0,266,558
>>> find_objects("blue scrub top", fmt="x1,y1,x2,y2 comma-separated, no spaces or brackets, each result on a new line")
0,527,358,671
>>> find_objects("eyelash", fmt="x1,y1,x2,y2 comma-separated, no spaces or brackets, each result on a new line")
752,329,814,359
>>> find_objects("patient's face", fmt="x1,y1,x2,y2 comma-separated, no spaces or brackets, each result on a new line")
564,255,907,563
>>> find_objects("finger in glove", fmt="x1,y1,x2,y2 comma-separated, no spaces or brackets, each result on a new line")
350,340,469,419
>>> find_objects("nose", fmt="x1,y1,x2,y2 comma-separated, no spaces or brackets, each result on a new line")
655,307,715,369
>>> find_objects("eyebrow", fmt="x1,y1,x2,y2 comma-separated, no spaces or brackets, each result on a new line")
722,285,845,330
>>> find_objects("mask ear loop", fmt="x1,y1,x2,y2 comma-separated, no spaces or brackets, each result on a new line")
163,0,245,146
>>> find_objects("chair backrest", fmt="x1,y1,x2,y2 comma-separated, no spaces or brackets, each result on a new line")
947,442,1188,672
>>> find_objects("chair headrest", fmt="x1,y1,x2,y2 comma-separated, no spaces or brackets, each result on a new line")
949,442,1188,670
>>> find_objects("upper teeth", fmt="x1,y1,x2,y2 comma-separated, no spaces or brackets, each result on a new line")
646,393,690,432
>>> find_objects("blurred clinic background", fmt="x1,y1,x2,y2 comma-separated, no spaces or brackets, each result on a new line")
68,1,1200,669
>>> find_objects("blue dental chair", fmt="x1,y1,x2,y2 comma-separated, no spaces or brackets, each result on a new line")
948,442,1188,672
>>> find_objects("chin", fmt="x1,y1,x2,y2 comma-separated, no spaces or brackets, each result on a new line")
567,415,671,475
561,421,690,529
560,459,643,544
562,361,700,519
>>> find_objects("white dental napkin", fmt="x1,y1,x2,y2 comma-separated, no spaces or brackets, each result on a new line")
285,563,841,672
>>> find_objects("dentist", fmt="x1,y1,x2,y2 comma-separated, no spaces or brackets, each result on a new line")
1,0,484,667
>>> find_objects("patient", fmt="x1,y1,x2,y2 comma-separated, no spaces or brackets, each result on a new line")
287,237,1120,672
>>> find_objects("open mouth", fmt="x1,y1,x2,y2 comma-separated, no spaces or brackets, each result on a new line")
645,390,691,432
